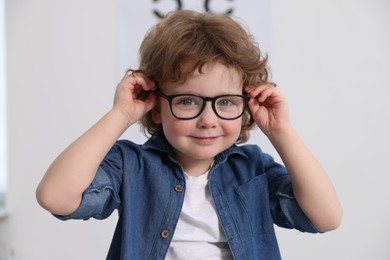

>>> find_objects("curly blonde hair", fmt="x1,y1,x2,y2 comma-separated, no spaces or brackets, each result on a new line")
133,10,270,143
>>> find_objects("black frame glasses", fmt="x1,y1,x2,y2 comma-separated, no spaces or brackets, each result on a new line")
156,90,250,120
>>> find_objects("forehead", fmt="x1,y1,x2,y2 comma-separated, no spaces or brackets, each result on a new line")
162,61,243,94
192,62,241,79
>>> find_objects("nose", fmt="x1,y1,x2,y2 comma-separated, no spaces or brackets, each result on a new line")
196,102,217,128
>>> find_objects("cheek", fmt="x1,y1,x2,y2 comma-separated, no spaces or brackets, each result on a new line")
222,120,243,138
222,120,242,144
158,105,193,135
163,119,193,136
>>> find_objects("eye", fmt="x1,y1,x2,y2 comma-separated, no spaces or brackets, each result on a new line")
217,99,234,106
173,96,199,106
217,96,242,107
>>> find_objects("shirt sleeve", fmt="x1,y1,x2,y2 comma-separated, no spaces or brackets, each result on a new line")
262,151,320,233
54,144,124,221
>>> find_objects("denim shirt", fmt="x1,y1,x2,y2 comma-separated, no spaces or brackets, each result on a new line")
57,134,318,259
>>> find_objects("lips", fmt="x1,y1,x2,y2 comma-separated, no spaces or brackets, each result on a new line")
191,136,219,145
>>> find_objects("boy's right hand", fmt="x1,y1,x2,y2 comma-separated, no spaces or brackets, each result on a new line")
113,72,157,126
36,71,157,216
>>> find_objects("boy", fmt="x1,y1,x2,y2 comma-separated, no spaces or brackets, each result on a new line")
37,10,342,259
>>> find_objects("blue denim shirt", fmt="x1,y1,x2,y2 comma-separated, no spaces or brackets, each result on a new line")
57,134,318,259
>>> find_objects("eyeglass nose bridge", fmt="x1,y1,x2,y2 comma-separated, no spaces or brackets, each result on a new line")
197,96,220,118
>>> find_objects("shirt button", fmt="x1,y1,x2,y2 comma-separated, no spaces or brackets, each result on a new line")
161,229,170,239
174,184,183,193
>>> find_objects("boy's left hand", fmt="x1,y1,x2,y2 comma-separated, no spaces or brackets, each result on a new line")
245,84,290,136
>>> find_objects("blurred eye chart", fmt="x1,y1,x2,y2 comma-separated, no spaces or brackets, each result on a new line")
117,0,272,77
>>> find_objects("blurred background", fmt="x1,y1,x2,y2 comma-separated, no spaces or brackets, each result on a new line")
1,0,389,259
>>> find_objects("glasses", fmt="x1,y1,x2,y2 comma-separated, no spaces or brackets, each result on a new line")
156,90,250,120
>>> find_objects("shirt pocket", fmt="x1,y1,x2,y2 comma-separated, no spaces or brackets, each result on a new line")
235,173,275,234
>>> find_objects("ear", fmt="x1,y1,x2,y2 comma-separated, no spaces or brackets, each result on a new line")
151,107,162,124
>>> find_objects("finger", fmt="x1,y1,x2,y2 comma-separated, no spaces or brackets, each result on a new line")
257,87,277,103
245,83,272,96
133,73,156,91
122,69,134,80
246,85,273,103
123,71,156,91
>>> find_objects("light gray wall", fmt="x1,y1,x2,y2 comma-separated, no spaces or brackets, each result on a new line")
1,0,389,259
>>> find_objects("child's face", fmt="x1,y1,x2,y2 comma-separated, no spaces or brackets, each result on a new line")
154,62,244,171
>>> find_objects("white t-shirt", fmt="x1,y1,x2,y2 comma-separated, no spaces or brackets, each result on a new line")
165,171,233,259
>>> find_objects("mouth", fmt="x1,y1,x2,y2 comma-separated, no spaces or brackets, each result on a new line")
191,136,219,144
